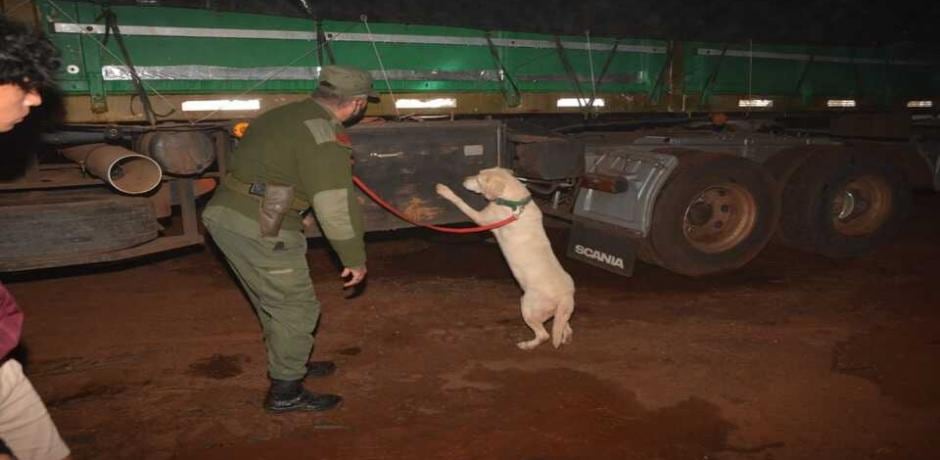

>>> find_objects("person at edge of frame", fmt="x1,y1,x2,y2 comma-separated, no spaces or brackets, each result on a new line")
1,13,73,460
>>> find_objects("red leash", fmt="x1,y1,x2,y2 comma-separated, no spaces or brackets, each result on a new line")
352,176,517,234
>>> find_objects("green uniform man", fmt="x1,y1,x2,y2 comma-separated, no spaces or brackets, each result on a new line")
202,65,377,412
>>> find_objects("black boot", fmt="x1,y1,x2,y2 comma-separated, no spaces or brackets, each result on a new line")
265,379,342,413
305,360,336,378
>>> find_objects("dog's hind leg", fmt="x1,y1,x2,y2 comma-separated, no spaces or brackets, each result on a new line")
517,294,552,350
550,295,575,348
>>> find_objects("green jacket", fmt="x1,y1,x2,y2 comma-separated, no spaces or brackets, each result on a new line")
209,98,366,268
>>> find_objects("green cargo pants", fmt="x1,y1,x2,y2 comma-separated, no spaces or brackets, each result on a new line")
202,205,320,381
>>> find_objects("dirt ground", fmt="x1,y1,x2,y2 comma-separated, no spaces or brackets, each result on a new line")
5,192,940,460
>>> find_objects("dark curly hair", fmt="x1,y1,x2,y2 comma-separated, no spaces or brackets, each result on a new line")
0,15,60,90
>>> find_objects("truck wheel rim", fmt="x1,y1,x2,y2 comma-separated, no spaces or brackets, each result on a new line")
831,175,892,236
682,183,758,254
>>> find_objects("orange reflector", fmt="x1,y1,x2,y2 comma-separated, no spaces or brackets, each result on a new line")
581,173,629,193
194,178,217,197
710,112,728,126
232,121,250,138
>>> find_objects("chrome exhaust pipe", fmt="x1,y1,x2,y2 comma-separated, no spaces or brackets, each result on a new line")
61,144,163,195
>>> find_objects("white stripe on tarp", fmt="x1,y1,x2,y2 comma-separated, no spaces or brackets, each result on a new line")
101,65,642,83
697,48,931,66
54,22,665,54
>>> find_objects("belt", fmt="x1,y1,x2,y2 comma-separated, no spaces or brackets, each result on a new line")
221,174,311,213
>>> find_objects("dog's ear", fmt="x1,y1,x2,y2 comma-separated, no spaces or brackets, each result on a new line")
480,172,506,200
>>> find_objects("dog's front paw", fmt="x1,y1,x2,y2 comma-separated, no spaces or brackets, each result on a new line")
436,183,456,199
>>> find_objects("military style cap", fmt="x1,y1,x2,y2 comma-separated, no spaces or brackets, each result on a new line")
318,65,379,101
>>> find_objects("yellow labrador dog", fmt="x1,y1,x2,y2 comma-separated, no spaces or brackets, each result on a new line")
436,167,575,350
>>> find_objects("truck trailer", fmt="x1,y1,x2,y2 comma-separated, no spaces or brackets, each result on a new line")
1,0,938,276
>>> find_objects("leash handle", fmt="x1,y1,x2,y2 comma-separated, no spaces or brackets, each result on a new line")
352,176,517,234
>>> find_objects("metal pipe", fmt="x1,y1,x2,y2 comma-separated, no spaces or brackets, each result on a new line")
41,131,113,144
60,143,163,195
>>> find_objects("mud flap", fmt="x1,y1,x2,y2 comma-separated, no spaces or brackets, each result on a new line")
566,219,637,277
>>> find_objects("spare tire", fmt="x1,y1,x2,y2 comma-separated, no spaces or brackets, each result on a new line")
645,151,780,276
0,189,160,271
776,149,910,258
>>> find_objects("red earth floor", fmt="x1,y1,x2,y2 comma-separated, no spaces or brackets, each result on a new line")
5,193,940,459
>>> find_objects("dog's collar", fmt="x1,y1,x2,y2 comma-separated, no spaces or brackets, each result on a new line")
495,195,532,214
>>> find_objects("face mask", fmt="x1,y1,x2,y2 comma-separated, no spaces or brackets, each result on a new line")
343,99,368,126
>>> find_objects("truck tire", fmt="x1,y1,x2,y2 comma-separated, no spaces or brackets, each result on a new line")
763,146,830,248
645,151,780,276
636,238,663,267
763,146,820,191
0,190,160,269
776,149,910,258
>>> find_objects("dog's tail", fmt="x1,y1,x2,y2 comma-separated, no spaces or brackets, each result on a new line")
551,294,575,348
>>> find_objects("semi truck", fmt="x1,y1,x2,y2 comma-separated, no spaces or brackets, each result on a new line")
1,0,938,276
